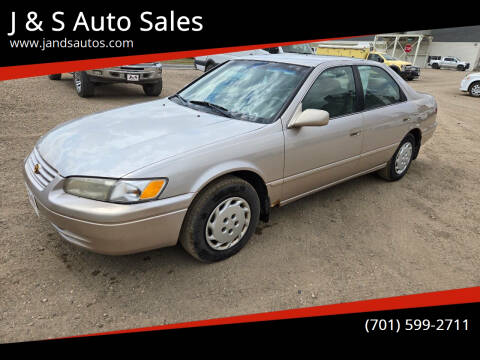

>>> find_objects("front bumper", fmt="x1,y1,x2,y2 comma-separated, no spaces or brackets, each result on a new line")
86,64,162,85
23,149,193,255
460,78,469,91
401,66,420,79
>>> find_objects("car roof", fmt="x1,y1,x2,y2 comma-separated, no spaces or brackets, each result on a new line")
234,53,363,67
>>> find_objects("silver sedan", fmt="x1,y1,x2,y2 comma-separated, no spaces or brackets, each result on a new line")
23,54,437,262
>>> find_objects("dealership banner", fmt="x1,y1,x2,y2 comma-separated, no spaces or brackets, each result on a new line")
4,287,480,347
2,3,480,346
1,5,479,79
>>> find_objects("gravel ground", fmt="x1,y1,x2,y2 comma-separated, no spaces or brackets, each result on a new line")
1,68,479,343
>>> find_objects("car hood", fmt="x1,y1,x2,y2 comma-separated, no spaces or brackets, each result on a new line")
38,99,264,178
395,60,412,66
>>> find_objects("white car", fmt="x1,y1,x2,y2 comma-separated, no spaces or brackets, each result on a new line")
460,72,480,97
194,44,314,72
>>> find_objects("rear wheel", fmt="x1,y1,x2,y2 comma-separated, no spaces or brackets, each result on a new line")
457,65,465,71
179,176,260,262
468,81,480,97
432,63,440,69
142,80,163,96
377,133,416,181
73,71,95,97
48,74,61,80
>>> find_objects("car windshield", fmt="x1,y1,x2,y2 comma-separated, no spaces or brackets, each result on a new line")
282,44,313,54
174,60,311,123
382,54,398,61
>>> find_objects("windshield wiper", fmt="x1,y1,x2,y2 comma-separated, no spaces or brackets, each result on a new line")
189,100,235,119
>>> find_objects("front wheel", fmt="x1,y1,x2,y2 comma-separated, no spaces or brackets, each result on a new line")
469,81,480,97
457,65,465,71
377,133,416,181
73,71,95,97
432,63,440,69
142,80,163,96
179,176,260,262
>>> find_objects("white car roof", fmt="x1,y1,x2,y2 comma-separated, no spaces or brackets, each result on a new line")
235,53,362,67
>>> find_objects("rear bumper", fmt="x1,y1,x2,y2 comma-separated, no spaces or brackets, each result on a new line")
421,121,437,145
23,151,193,255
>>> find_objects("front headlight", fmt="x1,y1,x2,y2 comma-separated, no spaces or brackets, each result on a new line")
64,177,167,203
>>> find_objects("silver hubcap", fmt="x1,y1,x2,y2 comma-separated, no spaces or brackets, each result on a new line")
205,197,251,251
471,84,480,96
395,142,413,174
74,73,82,92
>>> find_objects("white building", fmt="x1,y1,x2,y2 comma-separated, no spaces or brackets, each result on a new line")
312,26,480,70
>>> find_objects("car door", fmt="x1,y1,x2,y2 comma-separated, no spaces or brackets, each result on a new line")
444,57,456,68
282,65,364,203
355,65,414,171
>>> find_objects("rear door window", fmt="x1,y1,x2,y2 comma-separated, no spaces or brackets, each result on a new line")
357,65,404,110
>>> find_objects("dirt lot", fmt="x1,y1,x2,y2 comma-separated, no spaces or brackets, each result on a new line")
1,68,479,342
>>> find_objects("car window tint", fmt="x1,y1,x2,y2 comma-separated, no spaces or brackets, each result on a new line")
357,65,402,110
302,66,356,118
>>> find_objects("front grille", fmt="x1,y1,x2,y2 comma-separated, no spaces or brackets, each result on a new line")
25,147,57,191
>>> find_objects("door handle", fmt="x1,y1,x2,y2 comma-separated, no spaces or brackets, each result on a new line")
350,129,361,137
403,118,410,122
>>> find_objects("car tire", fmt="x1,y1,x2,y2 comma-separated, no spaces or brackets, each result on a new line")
48,74,62,80
457,65,465,71
432,63,439,69
468,81,480,97
377,133,416,181
142,80,163,96
179,176,260,262
73,71,95,97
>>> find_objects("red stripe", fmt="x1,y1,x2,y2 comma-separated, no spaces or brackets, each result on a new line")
1,35,371,81
58,286,480,339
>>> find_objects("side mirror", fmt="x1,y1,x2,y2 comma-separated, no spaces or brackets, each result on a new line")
378,57,384,63
288,108,330,128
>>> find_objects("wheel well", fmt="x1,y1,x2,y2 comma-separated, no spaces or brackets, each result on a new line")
469,80,480,91
408,128,422,159
229,171,270,223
